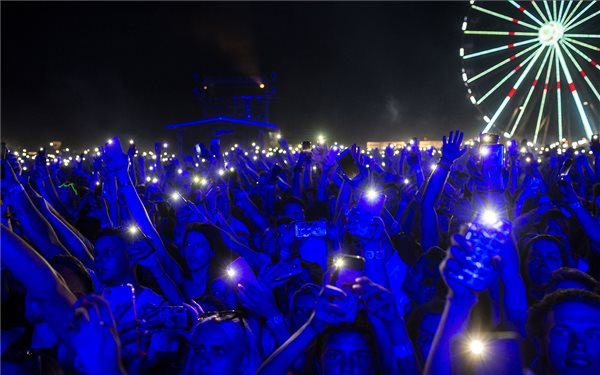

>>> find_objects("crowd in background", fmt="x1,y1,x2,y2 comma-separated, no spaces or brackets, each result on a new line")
2,130,600,375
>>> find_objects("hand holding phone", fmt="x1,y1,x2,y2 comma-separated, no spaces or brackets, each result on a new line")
294,220,327,238
328,255,365,322
337,149,360,180
104,137,127,172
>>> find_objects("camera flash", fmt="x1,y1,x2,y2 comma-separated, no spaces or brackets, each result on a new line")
334,258,345,269
226,268,236,278
365,188,379,202
404,178,410,185
163,143,168,148
480,146,490,157
468,339,485,356
481,209,499,226
171,192,180,201
129,139,134,145
128,226,138,235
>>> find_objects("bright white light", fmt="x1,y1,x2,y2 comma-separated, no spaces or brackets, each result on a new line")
177,168,183,175
128,226,138,235
403,178,410,185
462,72,468,82
218,169,225,176
470,96,476,104
171,192,180,201
193,176,200,183
200,178,208,186
226,268,236,278
526,157,532,163
107,139,113,145
95,181,100,186
317,134,325,144
365,188,379,202
503,132,511,138
469,339,485,355
163,143,168,148
152,177,158,183
480,146,490,157
459,47,464,57
462,21,467,31
145,176,151,182
129,139,134,145
49,142,54,147
481,209,499,226
483,116,490,123
334,258,344,269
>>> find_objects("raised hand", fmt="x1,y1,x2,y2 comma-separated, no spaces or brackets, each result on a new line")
67,295,126,375
441,234,500,300
353,276,395,321
440,130,466,162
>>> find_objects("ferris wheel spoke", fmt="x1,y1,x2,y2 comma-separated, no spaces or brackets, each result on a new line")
508,0,544,26
530,0,549,23
554,49,564,140
509,46,553,136
471,4,539,30
534,49,556,143
476,50,539,104
562,40,600,72
543,1,553,21
564,37,600,52
558,0,566,24
556,44,594,139
553,0,558,21
482,47,546,133
564,34,600,39
564,2,598,31
467,43,539,83
464,30,538,36
463,38,538,59
562,0,584,26
560,41,600,102
560,0,575,24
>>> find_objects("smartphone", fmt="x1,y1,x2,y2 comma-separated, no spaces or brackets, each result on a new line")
276,257,303,281
455,212,512,288
480,133,500,145
451,332,522,375
102,284,137,324
294,220,327,238
302,141,311,152
194,144,202,155
559,158,573,177
480,143,504,191
210,138,220,158
592,134,599,147
227,257,260,287
329,255,365,322
337,149,360,180
358,191,386,217
411,137,419,147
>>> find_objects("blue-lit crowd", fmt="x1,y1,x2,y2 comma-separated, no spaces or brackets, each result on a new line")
2,131,600,375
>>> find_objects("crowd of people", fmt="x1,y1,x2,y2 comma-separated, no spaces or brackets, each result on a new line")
1,130,600,375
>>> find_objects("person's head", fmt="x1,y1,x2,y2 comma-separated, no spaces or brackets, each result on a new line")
540,210,570,240
528,289,600,375
49,255,94,297
316,323,378,375
279,197,305,222
184,311,259,375
407,299,445,366
288,283,319,331
182,223,232,280
93,228,132,287
522,235,570,291
383,183,401,214
546,268,600,294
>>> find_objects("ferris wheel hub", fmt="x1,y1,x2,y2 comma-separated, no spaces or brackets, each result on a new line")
538,21,564,46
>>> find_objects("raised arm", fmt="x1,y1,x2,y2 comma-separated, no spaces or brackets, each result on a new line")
421,131,465,251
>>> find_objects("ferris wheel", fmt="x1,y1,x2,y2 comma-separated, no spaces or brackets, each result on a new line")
461,0,600,144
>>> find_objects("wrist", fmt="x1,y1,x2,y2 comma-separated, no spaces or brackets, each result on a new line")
447,291,478,306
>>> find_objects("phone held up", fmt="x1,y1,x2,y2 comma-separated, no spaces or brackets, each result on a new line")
329,255,365,322
337,149,360,181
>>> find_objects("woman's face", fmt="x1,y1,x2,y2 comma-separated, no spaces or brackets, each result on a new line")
526,239,564,288
184,232,213,272
320,330,375,375
188,323,246,375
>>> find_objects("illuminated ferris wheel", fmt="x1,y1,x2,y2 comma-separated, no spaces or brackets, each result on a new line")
461,0,600,144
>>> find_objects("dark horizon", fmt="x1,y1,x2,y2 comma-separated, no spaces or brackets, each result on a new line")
1,1,481,150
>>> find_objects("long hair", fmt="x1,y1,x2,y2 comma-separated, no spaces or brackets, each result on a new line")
182,223,235,282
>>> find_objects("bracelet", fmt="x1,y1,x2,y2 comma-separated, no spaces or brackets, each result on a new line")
266,314,286,330
393,343,415,358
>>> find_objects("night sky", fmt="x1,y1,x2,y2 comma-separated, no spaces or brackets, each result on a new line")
1,1,480,150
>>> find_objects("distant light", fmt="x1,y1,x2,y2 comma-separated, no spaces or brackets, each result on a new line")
128,226,138,235
503,132,511,138
193,176,200,183
470,96,477,104
171,192,180,201
334,258,344,269
203,85,208,90
462,21,467,31
146,176,151,182
200,178,208,186
152,177,158,183
459,47,465,57
403,178,410,185
163,143,168,148
129,139,134,145
107,139,113,145
95,181,100,186
177,168,183,174
49,142,54,147
483,116,491,123
218,169,225,176
480,146,490,156
226,268,237,278
276,134,282,140
259,83,265,89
